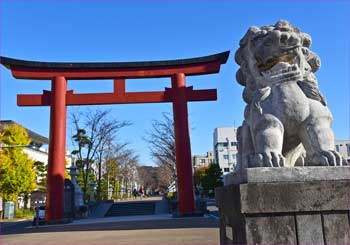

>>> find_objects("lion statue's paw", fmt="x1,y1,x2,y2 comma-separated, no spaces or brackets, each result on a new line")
306,150,343,166
248,152,285,168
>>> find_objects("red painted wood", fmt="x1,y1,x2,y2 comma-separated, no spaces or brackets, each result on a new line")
67,91,172,105
186,87,217,101
171,73,195,215
17,91,51,106
10,61,221,80
45,76,67,222
17,88,216,106
114,79,125,96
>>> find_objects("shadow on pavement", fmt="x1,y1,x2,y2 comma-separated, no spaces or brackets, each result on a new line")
1,216,219,235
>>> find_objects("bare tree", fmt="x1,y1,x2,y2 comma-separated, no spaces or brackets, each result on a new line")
95,139,129,201
70,109,130,202
145,113,177,192
138,166,159,194
117,149,140,197
102,142,129,199
157,165,174,192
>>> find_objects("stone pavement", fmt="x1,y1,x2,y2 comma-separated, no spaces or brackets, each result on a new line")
1,214,219,244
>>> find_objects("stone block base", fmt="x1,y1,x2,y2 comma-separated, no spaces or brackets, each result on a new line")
169,198,207,217
216,167,350,244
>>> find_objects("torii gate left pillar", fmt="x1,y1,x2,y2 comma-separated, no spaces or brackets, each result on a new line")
46,76,67,221
0,51,229,222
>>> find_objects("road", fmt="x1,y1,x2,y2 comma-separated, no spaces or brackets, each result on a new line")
1,216,219,244
206,198,219,218
1,198,220,244
1,219,32,235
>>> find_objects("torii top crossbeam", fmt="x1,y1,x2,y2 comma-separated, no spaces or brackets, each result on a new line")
1,51,229,106
1,51,229,79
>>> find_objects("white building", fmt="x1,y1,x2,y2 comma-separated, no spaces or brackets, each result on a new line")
213,127,238,174
335,140,350,165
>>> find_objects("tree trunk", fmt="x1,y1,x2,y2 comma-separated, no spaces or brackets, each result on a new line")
97,161,102,201
83,162,89,203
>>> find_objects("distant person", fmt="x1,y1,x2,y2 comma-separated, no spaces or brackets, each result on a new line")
132,188,137,199
139,186,144,200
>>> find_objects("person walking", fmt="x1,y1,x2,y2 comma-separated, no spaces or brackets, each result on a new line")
132,188,137,199
139,186,144,200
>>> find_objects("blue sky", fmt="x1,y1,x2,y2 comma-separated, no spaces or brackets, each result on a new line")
1,0,349,165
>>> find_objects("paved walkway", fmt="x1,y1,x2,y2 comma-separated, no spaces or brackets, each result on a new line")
1,214,219,244
113,196,163,202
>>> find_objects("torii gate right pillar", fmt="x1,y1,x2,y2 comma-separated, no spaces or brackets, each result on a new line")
171,73,195,215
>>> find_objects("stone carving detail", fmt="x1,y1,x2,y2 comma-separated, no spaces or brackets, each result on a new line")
235,20,344,168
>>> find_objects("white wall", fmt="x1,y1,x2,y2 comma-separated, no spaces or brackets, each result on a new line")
213,127,238,174
23,147,73,166
23,147,49,164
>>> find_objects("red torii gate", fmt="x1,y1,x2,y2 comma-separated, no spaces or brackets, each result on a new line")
0,51,229,221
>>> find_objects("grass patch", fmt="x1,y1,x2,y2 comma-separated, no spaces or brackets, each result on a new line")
15,208,34,218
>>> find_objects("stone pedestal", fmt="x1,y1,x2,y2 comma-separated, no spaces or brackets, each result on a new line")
215,167,350,244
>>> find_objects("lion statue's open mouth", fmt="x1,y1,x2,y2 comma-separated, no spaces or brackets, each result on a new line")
260,61,301,84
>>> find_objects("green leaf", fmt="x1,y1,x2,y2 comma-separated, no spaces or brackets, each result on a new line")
0,124,37,202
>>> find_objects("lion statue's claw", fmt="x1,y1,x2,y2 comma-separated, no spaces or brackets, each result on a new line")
249,152,285,168
306,150,342,166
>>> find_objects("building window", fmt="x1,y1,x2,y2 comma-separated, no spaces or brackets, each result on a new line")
223,142,228,147
231,142,237,147
335,145,340,152
223,154,229,160
232,154,236,160
347,144,350,156
200,159,206,164
224,168,230,172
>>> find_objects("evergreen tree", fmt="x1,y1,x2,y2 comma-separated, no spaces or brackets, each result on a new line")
201,163,223,197
0,124,36,202
33,161,47,191
194,166,208,187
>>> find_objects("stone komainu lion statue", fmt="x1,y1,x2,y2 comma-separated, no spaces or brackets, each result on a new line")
235,20,345,168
